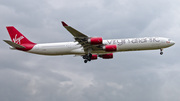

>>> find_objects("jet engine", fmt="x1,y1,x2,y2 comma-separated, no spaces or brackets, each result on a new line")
88,37,103,45
91,54,98,60
103,45,117,52
99,53,113,59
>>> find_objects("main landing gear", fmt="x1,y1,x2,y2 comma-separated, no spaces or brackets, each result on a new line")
160,48,163,55
83,53,92,63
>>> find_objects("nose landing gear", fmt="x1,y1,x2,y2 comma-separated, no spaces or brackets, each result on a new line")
160,48,163,55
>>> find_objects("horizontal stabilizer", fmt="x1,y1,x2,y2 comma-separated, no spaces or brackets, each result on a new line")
3,40,25,48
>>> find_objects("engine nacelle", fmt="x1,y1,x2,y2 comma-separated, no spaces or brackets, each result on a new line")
91,54,98,60
99,53,113,59
103,45,117,52
88,37,103,45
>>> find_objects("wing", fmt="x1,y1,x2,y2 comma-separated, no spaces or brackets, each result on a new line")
61,21,102,52
62,21,88,38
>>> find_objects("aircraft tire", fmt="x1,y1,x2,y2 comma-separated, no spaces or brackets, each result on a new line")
84,60,88,63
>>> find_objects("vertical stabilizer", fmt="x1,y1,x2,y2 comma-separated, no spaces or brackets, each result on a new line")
6,26,35,45
5,26,36,51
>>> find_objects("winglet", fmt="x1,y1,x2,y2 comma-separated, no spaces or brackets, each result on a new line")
61,21,68,26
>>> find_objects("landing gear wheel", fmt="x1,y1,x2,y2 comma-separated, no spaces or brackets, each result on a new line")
83,55,87,59
84,60,88,63
160,48,163,55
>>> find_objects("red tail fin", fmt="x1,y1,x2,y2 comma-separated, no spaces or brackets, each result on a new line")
6,26,35,45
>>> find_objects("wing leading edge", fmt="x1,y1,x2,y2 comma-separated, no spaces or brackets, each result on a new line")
61,21,88,38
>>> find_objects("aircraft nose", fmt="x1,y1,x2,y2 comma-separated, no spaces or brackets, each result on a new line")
171,40,175,45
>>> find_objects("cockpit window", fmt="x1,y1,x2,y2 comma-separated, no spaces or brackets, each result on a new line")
168,39,171,41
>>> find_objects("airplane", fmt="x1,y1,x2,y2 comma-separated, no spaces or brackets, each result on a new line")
4,21,175,63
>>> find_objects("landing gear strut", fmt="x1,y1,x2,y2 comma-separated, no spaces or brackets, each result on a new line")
160,48,163,55
83,53,92,63
83,48,93,63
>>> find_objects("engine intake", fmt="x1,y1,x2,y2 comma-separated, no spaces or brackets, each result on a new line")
88,37,103,45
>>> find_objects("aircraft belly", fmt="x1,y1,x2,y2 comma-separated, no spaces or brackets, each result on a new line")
29,44,73,55
70,48,85,54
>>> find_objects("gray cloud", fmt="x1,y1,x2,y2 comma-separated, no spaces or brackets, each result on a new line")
0,0,180,101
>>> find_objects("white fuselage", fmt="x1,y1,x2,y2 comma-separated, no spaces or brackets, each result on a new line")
26,37,175,55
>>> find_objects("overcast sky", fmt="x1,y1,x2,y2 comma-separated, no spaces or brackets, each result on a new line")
0,0,180,101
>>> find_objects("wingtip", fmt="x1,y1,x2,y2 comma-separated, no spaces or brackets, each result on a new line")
61,21,68,26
